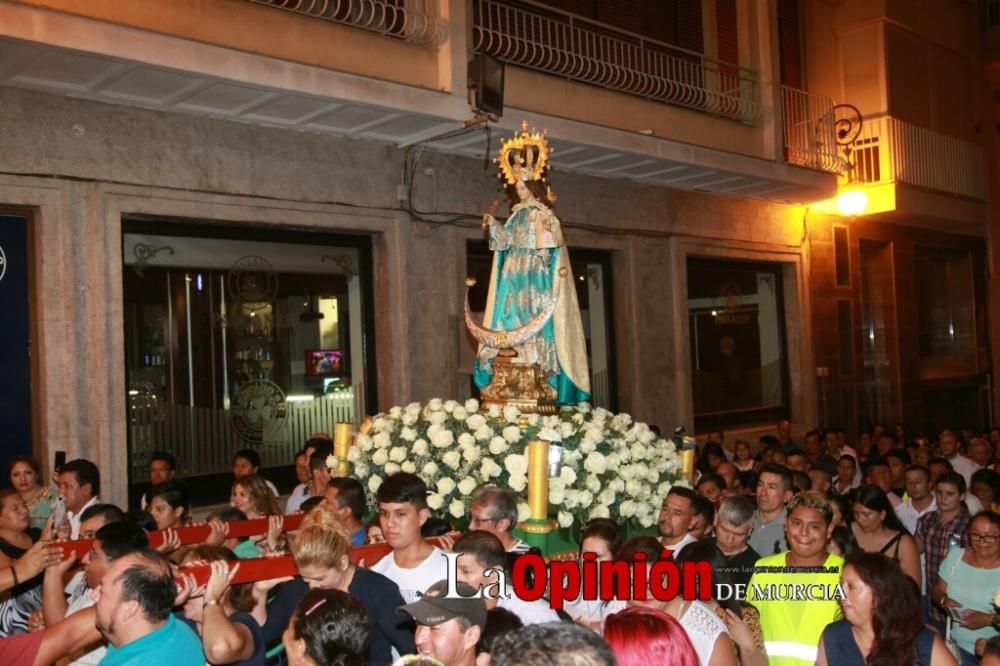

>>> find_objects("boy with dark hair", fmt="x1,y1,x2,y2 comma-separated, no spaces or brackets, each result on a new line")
370,473,448,603
453,531,559,625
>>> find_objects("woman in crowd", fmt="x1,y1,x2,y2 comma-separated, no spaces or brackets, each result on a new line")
255,505,415,664
604,606,700,666
0,489,46,636
7,457,56,530
851,485,921,585
933,511,1000,666
564,518,624,626
179,544,266,666
970,469,1000,514
697,442,727,478
732,440,755,473
229,474,283,558
673,540,766,666
281,588,370,666
606,536,738,666
818,552,954,666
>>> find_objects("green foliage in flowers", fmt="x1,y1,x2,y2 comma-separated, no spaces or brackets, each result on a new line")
340,399,687,529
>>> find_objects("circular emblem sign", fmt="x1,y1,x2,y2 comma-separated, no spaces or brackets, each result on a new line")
231,379,287,443
0,244,6,283
228,255,277,311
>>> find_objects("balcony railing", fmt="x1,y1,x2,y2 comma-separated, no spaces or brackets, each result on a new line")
246,0,445,45
472,0,760,124
848,115,985,200
780,86,845,175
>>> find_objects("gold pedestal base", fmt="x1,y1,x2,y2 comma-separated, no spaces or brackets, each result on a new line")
518,519,558,534
480,349,558,415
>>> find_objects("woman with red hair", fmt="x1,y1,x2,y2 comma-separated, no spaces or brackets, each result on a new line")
604,606,700,666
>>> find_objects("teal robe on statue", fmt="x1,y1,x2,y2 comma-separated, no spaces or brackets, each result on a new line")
474,200,591,405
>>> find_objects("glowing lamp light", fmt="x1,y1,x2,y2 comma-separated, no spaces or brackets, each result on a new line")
837,190,868,216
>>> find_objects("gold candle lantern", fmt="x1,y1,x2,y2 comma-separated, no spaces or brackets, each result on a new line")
333,422,353,477
680,447,696,484
527,439,550,521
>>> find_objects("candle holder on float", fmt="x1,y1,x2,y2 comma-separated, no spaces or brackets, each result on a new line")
332,422,352,477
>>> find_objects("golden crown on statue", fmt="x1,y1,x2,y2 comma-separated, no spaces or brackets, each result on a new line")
496,121,552,185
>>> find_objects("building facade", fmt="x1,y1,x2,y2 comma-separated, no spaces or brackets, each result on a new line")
0,0,988,506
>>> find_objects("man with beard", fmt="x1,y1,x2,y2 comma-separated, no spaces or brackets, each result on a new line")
91,549,203,665
657,486,698,555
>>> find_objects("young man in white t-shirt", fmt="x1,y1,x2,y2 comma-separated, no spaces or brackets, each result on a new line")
371,473,449,603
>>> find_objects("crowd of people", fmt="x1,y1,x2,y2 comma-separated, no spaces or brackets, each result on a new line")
1,422,1000,665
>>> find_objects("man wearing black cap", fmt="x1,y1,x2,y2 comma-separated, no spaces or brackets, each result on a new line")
398,580,486,666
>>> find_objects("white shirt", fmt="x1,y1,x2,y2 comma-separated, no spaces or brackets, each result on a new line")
497,591,560,625
949,454,982,487
67,496,99,540
62,572,104,666
284,483,311,514
680,600,730,666
896,497,936,535
663,532,698,556
371,547,449,604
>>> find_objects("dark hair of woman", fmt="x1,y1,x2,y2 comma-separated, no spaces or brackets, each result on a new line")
579,518,624,558
854,485,908,534
696,441,727,476
291,588,370,666
828,494,853,524
831,525,858,559
844,551,923,666
476,607,523,656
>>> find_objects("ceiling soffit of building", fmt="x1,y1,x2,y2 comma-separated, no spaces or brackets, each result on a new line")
0,35,834,205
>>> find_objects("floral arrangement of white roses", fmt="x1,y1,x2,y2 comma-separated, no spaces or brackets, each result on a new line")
337,399,687,530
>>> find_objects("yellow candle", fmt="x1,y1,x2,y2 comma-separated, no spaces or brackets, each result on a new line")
681,448,696,484
527,439,550,520
333,423,352,477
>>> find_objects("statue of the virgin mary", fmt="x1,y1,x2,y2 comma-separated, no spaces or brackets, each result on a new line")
467,123,591,406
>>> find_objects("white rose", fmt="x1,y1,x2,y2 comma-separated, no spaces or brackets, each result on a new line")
465,398,480,413
579,439,596,454
427,398,443,412
458,433,475,448
563,450,582,465
373,432,391,449
620,500,636,517
538,427,561,442
489,437,509,456
354,462,369,478
577,490,594,508
384,462,401,476
584,452,607,475
509,473,527,492
474,425,493,441
467,413,487,430
347,447,362,463
563,490,579,509
625,479,642,496
462,446,482,463
584,428,602,443
458,478,477,496
517,502,532,522
444,400,458,413
599,489,615,505
427,493,444,510
389,406,402,418
585,475,601,493
549,486,565,505
453,406,468,421
558,511,574,528
411,439,429,457
559,466,577,485
372,449,389,466
504,454,528,476
400,426,417,442
430,429,454,449
428,411,448,425
389,447,407,463
606,453,621,471
437,477,456,495
423,461,440,477
487,404,502,418
449,500,465,518
358,434,374,452
503,404,520,422
402,412,418,426
619,413,633,427
443,451,462,469
368,476,383,493
590,505,610,519
611,479,625,492
401,461,416,474
559,422,577,438
502,425,522,443
526,413,540,426
479,459,502,479
325,454,339,471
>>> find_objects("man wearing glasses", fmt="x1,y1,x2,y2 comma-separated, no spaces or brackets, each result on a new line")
468,486,541,582
39,521,148,665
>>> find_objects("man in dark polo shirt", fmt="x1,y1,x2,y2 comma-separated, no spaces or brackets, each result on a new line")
712,495,760,590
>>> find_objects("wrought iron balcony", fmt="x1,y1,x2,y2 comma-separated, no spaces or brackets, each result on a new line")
472,0,760,124
781,85,846,175
246,0,445,45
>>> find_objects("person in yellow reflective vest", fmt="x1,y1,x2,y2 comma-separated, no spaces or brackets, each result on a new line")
747,491,844,666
